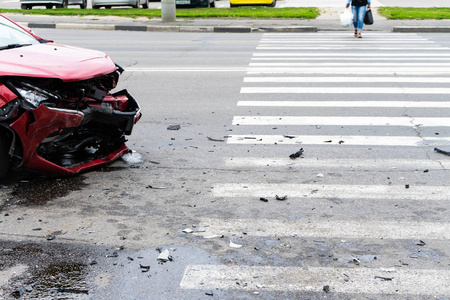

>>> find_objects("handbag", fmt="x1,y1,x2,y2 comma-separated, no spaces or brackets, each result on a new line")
340,8,353,27
364,8,374,25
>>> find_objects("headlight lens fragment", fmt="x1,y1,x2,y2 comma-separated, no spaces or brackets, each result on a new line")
16,86,49,107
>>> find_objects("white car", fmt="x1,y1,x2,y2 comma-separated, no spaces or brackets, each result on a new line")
20,0,87,9
92,0,149,9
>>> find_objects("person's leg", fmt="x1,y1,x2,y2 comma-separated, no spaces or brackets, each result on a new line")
357,5,367,36
351,6,358,36
351,6,358,30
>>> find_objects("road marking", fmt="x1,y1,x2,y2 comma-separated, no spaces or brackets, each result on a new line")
246,68,450,74
253,53,450,57
249,62,450,67
237,101,450,108
196,217,450,239
252,57,450,61
259,40,433,44
223,157,450,170
262,33,420,36
126,67,248,72
258,40,434,48
257,47,447,50
211,183,450,202
243,77,450,83
232,116,450,127
226,135,450,146
181,265,450,295
240,87,450,94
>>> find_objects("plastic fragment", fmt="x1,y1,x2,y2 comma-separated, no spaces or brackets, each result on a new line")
375,276,393,281
434,147,450,156
203,234,224,239
289,148,304,159
207,137,225,142
167,124,181,130
229,241,243,248
157,249,172,262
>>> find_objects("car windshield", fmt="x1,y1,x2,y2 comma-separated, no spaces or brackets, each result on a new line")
0,16,39,50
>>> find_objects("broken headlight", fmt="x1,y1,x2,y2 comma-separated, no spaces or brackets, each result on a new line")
16,86,49,107
13,82,60,108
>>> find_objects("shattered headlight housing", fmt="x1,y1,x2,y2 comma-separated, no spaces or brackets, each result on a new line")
16,86,49,107
12,81,60,108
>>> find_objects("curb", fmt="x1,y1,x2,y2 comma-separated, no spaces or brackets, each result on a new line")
25,22,318,33
22,22,450,33
393,26,450,33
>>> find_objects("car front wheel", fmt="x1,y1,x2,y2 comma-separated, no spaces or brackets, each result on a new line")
210,0,215,7
142,0,148,8
132,0,139,8
80,0,87,8
21,4,31,9
269,0,276,7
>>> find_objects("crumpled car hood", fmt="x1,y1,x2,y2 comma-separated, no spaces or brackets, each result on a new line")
0,43,116,81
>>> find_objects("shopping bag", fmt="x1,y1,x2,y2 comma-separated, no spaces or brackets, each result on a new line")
364,8,374,25
340,8,353,27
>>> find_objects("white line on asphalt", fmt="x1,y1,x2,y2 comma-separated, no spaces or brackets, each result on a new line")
236,100,450,108
243,77,450,83
197,217,450,239
232,116,450,127
240,87,450,94
262,33,421,36
226,135,450,146
257,47,447,50
125,67,248,72
259,40,433,44
246,70,450,75
246,67,450,74
252,57,450,61
223,157,450,170
180,265,450,295
253,52,450,57
249,62,450,67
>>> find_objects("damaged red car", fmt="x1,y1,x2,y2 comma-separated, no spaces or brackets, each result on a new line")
0,15,141,179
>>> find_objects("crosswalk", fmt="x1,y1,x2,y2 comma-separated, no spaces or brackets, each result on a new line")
180,32,450,297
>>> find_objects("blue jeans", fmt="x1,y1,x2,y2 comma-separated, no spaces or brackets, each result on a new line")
352,5,367,31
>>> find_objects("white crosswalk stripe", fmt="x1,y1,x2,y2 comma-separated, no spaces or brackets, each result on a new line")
226,135,450,146
180,32,450,297
211,183,450,201
181,265,450,295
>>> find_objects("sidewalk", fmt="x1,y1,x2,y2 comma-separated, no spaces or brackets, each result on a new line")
4,9,450,33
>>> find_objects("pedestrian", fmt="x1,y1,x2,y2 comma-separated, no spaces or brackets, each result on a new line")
346,0,371,38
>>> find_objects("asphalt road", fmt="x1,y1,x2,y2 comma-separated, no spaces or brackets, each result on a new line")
1,30,450,299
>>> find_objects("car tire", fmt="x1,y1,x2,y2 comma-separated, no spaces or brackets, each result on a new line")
210,0,215,7
132,0,139,8
55,0,68,8
46,4,53,8
80,0,87,8
0,134,11,180
21,4,31,9
269,0,276,7
142,0,148,8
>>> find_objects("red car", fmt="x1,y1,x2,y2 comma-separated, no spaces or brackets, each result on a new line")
0,15,141,179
